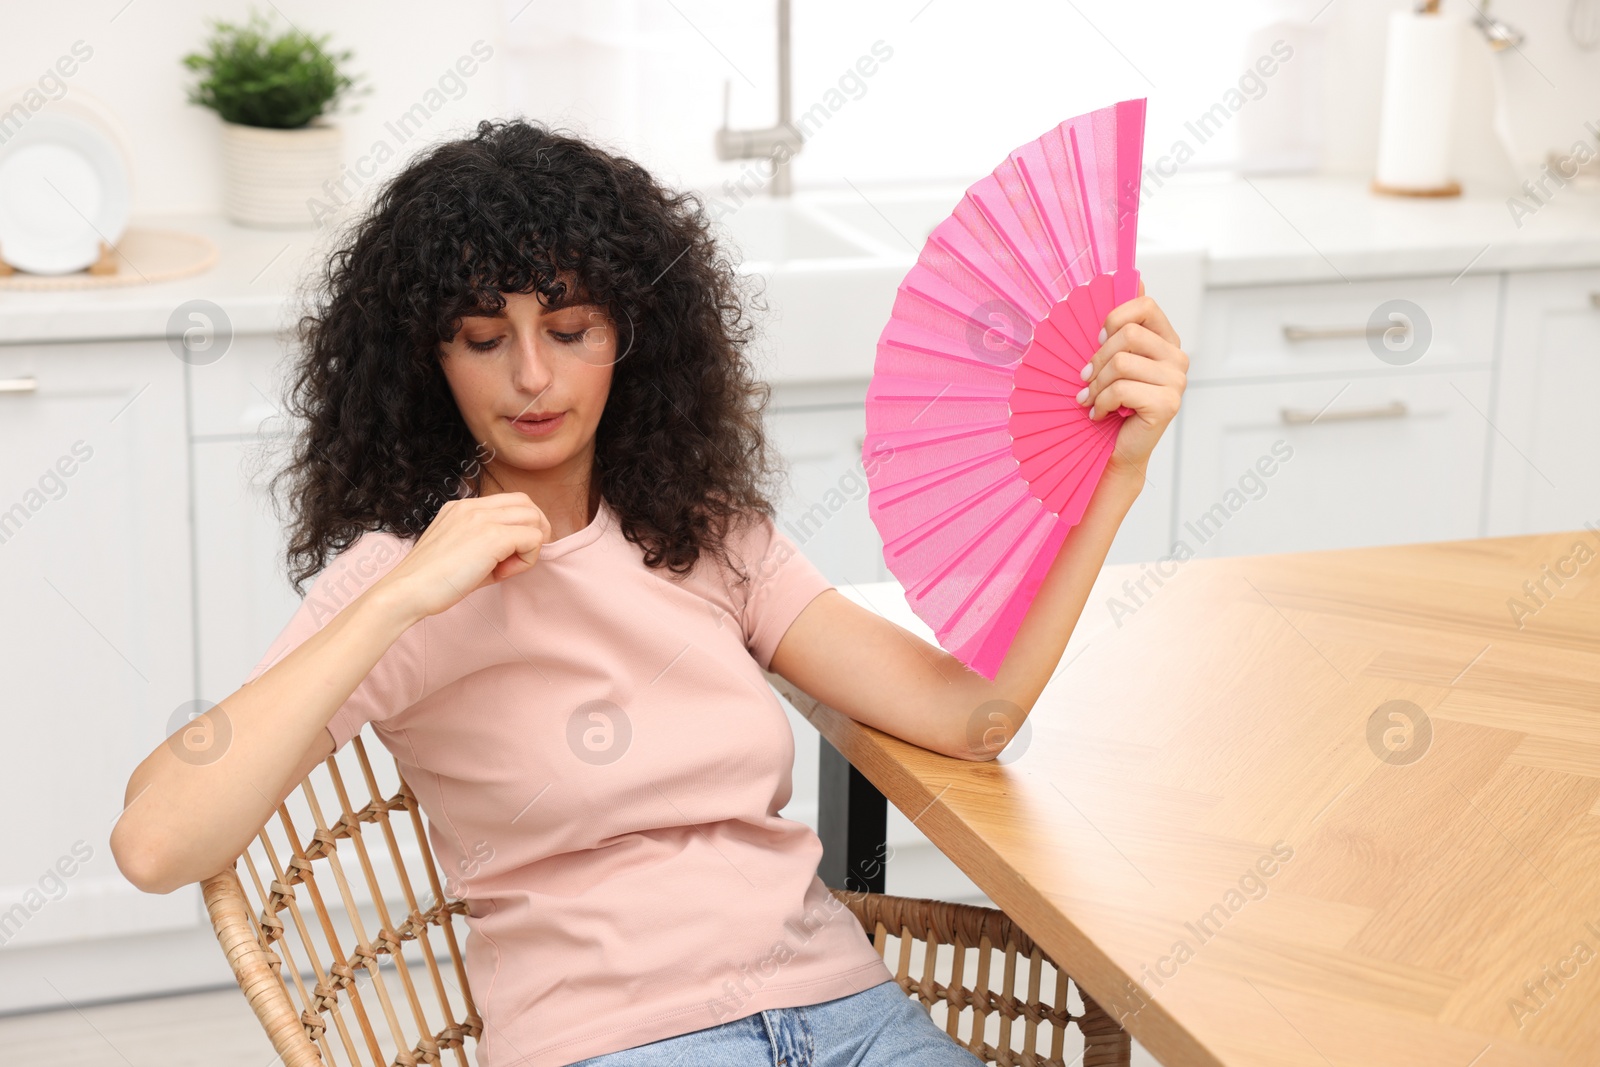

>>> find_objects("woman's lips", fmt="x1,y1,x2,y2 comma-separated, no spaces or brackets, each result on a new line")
506,411,565,437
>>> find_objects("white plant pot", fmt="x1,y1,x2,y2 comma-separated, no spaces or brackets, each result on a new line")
218,118,341,229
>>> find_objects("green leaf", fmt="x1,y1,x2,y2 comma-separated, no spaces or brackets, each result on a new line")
179,5,364,129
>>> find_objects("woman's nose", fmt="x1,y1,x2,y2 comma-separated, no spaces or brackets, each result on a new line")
509,333,555,394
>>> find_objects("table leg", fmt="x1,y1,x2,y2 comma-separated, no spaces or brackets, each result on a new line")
817,736,888,894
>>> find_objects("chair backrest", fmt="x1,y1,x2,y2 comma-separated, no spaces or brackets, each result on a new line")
832,891,1130,1067
202,733,479,1067
203,732,1128,1067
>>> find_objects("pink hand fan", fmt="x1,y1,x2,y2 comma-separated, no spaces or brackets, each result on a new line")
862,97,1147,681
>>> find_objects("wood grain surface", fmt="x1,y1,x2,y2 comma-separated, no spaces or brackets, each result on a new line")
768,529,1600,1066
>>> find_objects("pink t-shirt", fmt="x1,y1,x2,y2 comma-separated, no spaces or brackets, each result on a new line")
242,496,893,1066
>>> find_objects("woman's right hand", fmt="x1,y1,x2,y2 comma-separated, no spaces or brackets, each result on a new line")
374,492,553,622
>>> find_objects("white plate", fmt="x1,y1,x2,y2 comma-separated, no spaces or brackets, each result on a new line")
0,112,131,275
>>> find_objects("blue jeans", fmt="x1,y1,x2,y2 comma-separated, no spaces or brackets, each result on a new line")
568,978,987,1066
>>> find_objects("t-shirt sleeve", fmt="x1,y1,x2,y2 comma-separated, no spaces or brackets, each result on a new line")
240,531,426,752
729,511,835,672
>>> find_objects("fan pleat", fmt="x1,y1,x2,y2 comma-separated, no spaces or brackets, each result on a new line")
880,333,1022,375
928,224,1051,321
862,423,1013,509
872,445,1015,511
1010,154,1069,286
960,178,1062,310
973,175,1059,307
1064,126,1104,277
1010,355,1080,394
1113,100,1145,285
902,265,1031,339
1040,125,1099,290
950,513,1065,668
1021,433,1113,514
890,471,1019,566
1030,315,1094,373
1064,281,1102,348
934,195,1049,319
915,494,1042,624
1008,414,1104,453
868,374,1010,404
1088,273,1116,323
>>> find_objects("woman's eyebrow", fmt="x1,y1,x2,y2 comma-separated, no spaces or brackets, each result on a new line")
540,296,598,314
457,294,598,320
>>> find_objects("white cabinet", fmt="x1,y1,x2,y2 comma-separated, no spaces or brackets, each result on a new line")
0,340,200,1008
1486,268,1600,538
192,437,301,699
1192,275,1499,382
765,395,888,589
0,331,311,1013
1177,370,1492,558
188,334,301,701
1175,275,1497,559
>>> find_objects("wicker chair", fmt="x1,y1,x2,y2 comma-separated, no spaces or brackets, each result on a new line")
201,732,1132,1067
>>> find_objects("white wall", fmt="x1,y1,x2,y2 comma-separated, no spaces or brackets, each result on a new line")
510,0,1591,199
4,0,1595,215
2,0,508,220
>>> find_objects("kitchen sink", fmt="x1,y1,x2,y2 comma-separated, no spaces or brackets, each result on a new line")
797,188,965,259
692,185,1201,385
708,197,882,263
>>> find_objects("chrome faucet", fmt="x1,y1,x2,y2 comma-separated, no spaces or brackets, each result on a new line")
1471,0,1524,50
714,0,803,196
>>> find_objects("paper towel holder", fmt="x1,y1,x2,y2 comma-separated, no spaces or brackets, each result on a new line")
1371,177,1462,197
1371,0,1464,198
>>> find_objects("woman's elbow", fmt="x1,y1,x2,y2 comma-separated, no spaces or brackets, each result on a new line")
957,698,1030,762
110,820,181,895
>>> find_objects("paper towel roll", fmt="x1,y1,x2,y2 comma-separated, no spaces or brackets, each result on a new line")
1374,9,1463,195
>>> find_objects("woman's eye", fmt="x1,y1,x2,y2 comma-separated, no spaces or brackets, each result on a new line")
551,329,587,344
464,336,500,352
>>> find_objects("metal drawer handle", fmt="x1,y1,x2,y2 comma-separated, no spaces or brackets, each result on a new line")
0,375,38,394
1282,324,1390,342
1280,399,1408,425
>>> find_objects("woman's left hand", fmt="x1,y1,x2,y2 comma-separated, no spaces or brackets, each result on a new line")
1076,282,1188,478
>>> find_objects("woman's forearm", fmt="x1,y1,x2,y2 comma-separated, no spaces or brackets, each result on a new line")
110,584,421,894
987,463,1146,720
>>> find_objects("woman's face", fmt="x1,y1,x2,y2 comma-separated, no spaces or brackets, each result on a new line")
438,284,618,489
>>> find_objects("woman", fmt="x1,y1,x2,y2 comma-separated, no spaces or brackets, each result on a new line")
111,118,1186,1066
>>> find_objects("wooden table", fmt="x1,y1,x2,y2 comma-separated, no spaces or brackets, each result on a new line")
768,531,1600,1067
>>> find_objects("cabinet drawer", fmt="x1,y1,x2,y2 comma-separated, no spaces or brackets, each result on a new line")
1175,370,1490,558
1194,275,1498,382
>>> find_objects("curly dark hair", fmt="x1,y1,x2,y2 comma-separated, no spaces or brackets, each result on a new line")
267,117,786,596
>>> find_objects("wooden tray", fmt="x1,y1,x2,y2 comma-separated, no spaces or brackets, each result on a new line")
0,227,219,290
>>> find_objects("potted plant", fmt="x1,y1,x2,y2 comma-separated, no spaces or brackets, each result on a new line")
182,7,366,229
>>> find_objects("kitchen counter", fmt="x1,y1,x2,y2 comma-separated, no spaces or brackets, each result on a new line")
1140,170,1600,287
4,171,1599,345
0,211,331,344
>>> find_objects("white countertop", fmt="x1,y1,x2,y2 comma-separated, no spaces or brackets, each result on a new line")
0,210,334,343
4,172,1599,345
1139,170,1600,286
